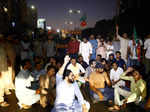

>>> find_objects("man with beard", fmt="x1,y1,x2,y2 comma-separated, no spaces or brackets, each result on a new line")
52,55,90,112
89,63,111,102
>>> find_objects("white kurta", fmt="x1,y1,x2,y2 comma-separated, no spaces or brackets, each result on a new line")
15,69,40,107
67,63,85,75
110,67,125,88
21,41,30,60
79,42,92,64
117,35,129,62
0,44,8,102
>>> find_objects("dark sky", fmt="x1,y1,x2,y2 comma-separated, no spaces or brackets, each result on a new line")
27,0,116,30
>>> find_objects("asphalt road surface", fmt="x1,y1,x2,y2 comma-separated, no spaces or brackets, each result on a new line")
0,90,146,112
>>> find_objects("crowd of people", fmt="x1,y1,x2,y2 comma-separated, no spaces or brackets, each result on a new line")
0,25,150,111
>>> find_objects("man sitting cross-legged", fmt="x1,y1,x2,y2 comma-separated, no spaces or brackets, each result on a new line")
51,55,90,112
108,67,147,111
88,63,112,102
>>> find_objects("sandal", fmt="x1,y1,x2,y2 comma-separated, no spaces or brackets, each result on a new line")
0,101,10,107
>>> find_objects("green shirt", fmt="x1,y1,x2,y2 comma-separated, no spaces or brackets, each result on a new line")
120,73,146,102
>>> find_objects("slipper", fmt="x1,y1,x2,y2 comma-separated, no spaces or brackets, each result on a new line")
0,102,10,107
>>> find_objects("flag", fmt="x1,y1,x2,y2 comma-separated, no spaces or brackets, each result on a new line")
133,25,141,61
80,13,87,27
133,25,138,43
80,13,87,22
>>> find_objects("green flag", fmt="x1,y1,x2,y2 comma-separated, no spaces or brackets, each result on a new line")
133,26,138,43
80,13,87,21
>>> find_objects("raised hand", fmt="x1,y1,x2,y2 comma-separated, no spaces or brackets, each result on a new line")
126,67,134,73
64,55,70,64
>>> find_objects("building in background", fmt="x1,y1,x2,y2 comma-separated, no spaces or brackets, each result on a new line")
37,18,46,30
0,0,38,34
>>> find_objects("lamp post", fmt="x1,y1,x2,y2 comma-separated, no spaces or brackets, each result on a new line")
30,5,37,30
68,9,81,30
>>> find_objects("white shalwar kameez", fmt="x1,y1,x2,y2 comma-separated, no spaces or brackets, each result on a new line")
0,44,9,103
15,69,40,108
79,42,92,64
117,35,129,62
51,74,90,112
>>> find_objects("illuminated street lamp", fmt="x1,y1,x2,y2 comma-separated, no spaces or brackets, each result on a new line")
57,29,60,33
3,7,8,12
31,5,35,10
65,21,73,25
69,21,73,25
69,9,73,13
69,9,81,14
77,10,81,14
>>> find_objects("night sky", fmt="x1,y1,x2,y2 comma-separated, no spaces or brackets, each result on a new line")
27,0,116,30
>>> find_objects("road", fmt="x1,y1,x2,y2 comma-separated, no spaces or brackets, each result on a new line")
0,90,146,112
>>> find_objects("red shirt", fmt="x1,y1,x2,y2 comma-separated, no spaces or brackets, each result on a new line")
68,40,80,54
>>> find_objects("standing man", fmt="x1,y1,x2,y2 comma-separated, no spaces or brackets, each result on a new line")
116,25,129,62
144,34,150,75
43,34,56,60
79,37,92,64
0,34,10,107
52,55,90,112
127,34,143,67
67,35,80,58
89,34,98,60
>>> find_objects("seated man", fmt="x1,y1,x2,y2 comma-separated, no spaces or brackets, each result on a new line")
109,67,147,111
85,59,96,78
15,59,40,109
32,62,46,81
67,57,85,76
38,65,56,108
52,55,90,112
115,51,126,70
77,55,88,70
110,62,125,88
89,63,111,102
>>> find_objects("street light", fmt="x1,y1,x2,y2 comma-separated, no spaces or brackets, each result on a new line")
69,21,73,25
77,10,81,14
31,5,35,10
3,7,8,12
56,29,60,33
69,9,81,14
69,9,73,14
